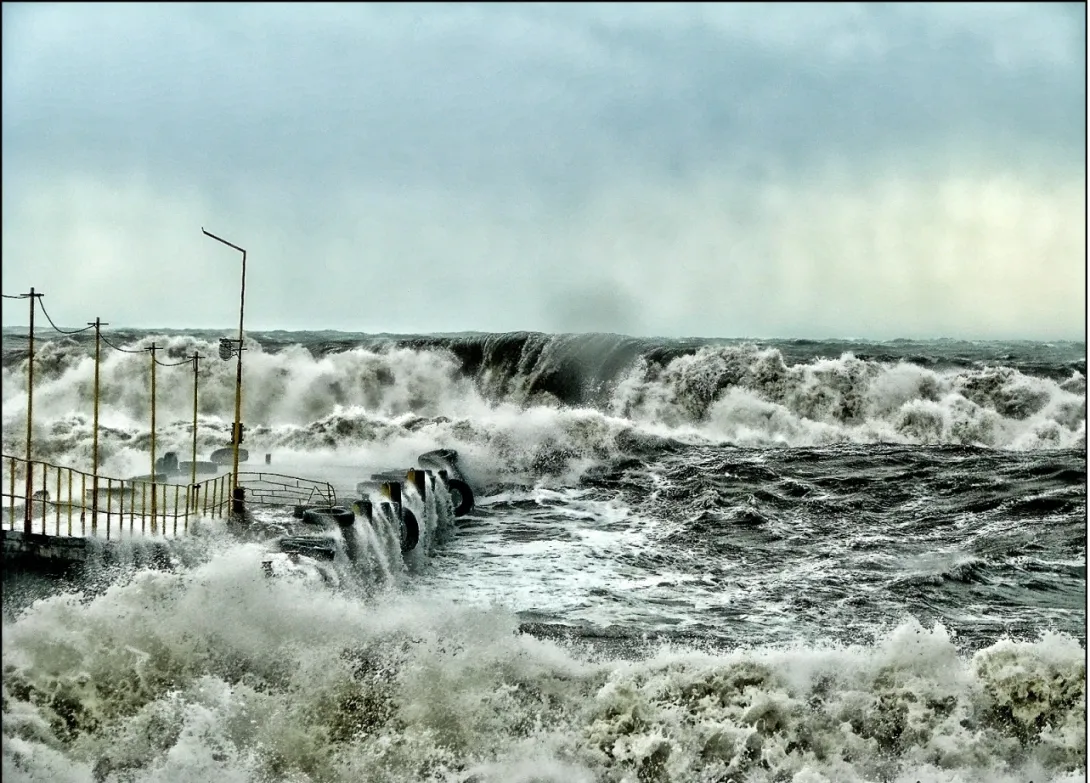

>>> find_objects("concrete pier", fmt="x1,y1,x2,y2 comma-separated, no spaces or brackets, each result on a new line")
1,529,175,575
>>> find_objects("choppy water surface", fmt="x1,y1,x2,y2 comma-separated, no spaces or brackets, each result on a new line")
2,330,1085,782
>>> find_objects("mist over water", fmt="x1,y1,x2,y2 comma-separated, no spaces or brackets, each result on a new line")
1,329,1085,782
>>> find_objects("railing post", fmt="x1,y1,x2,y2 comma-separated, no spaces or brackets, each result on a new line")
107,477,114,540
81,472,87,536
55,467,61,535
40,464,47,534
7,456,14,530
67,467,73,537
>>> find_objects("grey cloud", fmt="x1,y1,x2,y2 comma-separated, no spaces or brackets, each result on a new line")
2,2,1083,200
1,3,1084,338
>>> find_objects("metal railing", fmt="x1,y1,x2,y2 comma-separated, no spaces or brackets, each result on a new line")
2,454,233,539
235,471,336,509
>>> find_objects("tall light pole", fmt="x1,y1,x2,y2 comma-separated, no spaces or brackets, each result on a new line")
201,228,247,502
190,352,201,509
20,288,42,533
148,342,159,527
89,317,107,533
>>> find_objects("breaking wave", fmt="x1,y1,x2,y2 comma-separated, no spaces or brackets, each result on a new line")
2,549,1085,783
1,333,1084,480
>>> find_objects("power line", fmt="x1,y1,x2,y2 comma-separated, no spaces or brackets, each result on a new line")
38,298,95,335
154,355,194,367
99,333,201,366
100,333,149,354
8,292,211,370
157,351,204,368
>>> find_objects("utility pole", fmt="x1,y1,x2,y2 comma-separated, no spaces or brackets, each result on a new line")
191,352,201,510
89,317,108,534
22,288,42,534
202,228,247,516
149,342,158,529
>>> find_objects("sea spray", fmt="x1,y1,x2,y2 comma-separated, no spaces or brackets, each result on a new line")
2,331,1083,783
3,336,1085,471
2,550,1085,782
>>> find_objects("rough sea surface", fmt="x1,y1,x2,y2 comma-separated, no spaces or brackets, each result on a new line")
1,329,1086,783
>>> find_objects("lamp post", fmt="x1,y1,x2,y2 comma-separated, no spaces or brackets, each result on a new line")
21,288,42,533
89,317,107,533
148,342,159,528
190,352,201,510
201,228,247,503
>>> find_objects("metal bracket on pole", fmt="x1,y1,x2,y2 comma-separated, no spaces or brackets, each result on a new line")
218,337,244,361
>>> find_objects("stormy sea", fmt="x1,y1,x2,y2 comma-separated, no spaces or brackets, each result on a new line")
1,329,1086,783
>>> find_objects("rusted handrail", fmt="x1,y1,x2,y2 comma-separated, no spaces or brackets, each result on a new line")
1,455,233,539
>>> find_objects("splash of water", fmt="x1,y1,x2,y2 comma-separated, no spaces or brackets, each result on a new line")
2,337,1084,485
2,546,1084,783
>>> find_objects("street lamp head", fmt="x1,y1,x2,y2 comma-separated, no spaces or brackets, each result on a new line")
202,228,247,255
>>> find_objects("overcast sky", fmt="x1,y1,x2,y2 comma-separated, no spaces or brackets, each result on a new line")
2,2,1085,339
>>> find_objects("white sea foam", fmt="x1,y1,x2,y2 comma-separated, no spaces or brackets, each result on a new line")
2,546,1084,782
1,338,1084,489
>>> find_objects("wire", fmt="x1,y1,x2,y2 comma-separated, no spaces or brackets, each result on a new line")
100,333,149,354
99,335,198,366
2,293,28,299
39,299,95,335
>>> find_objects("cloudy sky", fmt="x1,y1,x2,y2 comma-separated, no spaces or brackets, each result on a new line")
2,3,1085,339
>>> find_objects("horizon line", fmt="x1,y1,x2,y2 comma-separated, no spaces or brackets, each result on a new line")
0,324,1085,345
